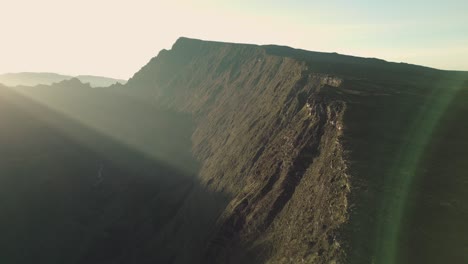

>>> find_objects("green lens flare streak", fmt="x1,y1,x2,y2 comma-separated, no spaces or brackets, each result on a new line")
374,76,464,264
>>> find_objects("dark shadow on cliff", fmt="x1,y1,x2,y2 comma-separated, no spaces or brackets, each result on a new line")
338,72,468,263
0,85,229,264
398,80,468,264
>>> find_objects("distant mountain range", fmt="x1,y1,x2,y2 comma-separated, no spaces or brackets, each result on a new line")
0,72,126,87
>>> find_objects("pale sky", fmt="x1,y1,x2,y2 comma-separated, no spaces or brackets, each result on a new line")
1,0,467,79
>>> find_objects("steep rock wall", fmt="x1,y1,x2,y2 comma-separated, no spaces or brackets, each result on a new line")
128,38,350,263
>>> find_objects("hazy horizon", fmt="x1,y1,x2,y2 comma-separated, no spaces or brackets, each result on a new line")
2,0,467,79
2,2,468,263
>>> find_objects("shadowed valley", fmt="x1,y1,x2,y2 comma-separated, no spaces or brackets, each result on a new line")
1,37,468,264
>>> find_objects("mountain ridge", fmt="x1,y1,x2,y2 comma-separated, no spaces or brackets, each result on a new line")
123,37,468,263
171,37,459,72
2,37,468,264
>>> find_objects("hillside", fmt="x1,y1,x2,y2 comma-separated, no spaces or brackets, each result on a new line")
2,38,468,264
0,72,126,87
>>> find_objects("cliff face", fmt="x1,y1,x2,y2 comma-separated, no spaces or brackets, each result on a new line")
3,38,468,264
124,38,468,264
126,38,351,263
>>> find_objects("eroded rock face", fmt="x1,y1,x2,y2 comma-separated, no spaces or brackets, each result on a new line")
126,38,468,264
126,38,351,263
207,100,348,264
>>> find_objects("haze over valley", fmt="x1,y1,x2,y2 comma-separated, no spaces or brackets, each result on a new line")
1,1,468,264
